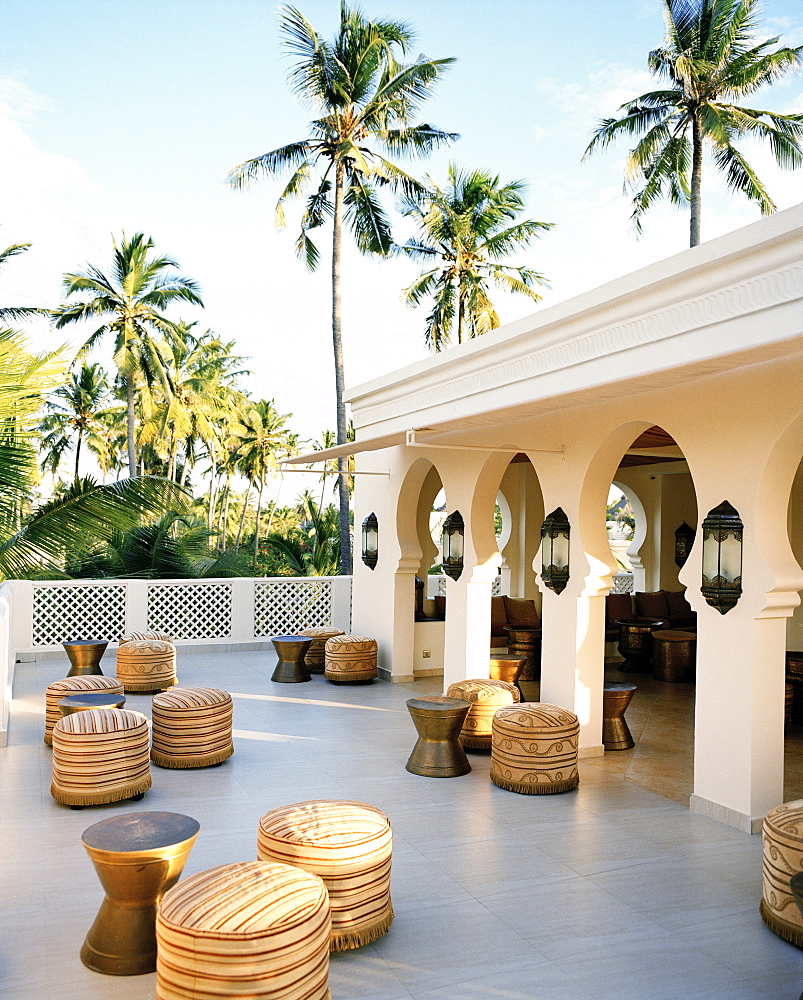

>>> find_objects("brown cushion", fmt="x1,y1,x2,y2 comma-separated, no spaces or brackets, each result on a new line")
490,596,507,633
664,590,692,616
503,597,540,628
635,591,670,618
605,594,633,625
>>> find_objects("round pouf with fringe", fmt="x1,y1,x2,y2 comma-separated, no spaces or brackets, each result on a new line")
323,635,377,684
490,702,579,794
44,675,125,746
446,678,520,750
116,639,177,693
299,628,346,674
156,861,332,1000
761,799,803,949
151,687,234,769
119,630,173,644
257,799,393,952
51,708,151,807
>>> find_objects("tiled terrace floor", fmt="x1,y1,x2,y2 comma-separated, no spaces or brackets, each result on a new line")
2,650,802,1000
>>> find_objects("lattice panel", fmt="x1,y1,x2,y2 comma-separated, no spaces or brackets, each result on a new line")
148,583,232,640
612,573,634,594
254,580,332,636
32,585,127,646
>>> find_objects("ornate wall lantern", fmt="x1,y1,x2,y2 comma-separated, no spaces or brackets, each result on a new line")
541,507,570,594
674,521,695,568
701,501,743,614
441,510,464,581
361,512,378,570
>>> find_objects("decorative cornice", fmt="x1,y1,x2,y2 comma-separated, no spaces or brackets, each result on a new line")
357,261,802,429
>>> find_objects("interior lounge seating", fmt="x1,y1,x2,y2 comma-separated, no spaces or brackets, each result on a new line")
490,595,541,649
604,590,695,643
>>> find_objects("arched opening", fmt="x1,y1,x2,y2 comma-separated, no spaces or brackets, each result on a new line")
783,455,803,800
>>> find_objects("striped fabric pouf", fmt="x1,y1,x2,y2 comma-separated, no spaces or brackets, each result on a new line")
761,799,803,948
119,630,173,644
490,703,579,795
117,639,177,693
156,861,331,1000
298,628,345,674
44,675,125,745
51,708,151,807
323,636,377,684
446,678,520,750
257,799,393,952
151,687,234,769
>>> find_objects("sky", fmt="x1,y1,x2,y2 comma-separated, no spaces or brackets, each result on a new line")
2,0,802,492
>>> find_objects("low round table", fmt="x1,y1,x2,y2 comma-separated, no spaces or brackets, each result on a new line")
652,630,697,682
270,635,313,683
64,640,109,677
59,691,127,717
489,654,527,701
80,811,200,975
602,682,637,750
405,696,472,777
616,620,664,673
504,626,542,681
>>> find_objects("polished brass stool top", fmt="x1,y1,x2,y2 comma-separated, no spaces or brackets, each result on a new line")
80,811,200,976
59,691,127,716
270,635,313,683
405,696,472,778
64,640,109,677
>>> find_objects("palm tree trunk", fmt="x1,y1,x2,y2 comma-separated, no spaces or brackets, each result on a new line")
125,377,137,478
457,276,465,344
253,480,264,560
74,431,82,480
235,486,250,550
332,161,353,575
690,110,703,248
220,474,232,551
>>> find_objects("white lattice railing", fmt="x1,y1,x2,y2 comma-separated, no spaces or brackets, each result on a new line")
612,572,635,594
2,576,352,652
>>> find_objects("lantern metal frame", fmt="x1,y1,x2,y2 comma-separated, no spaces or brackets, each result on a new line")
541,506,570,595
361,512,378,570
674,521,695,568
441,510,465,581
700,501,743,614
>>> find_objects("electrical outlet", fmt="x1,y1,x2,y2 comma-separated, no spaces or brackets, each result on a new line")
422,650,431,658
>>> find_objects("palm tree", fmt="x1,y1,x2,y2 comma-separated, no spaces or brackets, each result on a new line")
584,0,803,247
227,3,456,573
399,164,553,351
52,232,203,476
39,362,110,479
0,240,45,324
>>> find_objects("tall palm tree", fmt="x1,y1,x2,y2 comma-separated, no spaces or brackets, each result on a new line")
227,3,456,573
0,240,45,324
52,232,203,476
39,362,110,479
584,0,803,247
399,164,553,351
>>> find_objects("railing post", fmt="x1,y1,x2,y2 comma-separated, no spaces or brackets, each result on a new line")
12,580,33,651
231,578,255,642
330,576,352,632
126,579,149,634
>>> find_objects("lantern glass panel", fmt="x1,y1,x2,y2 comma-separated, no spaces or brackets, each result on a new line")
702,534,719,581
551,533,569,570
719,533,742,584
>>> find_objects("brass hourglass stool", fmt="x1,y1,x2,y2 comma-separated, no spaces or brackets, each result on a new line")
405,696,472,777
64,640,109,677
270,635,313,683
59,691,127,718
80,811,200,975
602,682,637,750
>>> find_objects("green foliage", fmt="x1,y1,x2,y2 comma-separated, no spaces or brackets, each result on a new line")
265,496,342,577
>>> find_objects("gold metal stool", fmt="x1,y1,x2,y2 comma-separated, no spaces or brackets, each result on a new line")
651,630,697,682
271,635,313,682
405,696,471,777
489,654,527,701
59,691,127,717
602,682,637,750
503,625,542,680
64,640,109,677
80,811,200,975
617,620,664,673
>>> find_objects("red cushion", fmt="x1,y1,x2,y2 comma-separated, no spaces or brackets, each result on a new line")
503,597,540,628
664,590,692,616
635,591,670,618
605,594,633,625
490,596,508,633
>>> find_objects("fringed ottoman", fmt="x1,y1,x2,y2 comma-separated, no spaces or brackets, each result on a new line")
44,675,125,745
156,861,331,1000
257,799,393,952
446,678,520,750
323,635,377,684
490,703,579,795
299,627,345,674
151,687,234,769
51,708,151,807
119,630,173,644
761,799,803,948
117,639,177,693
